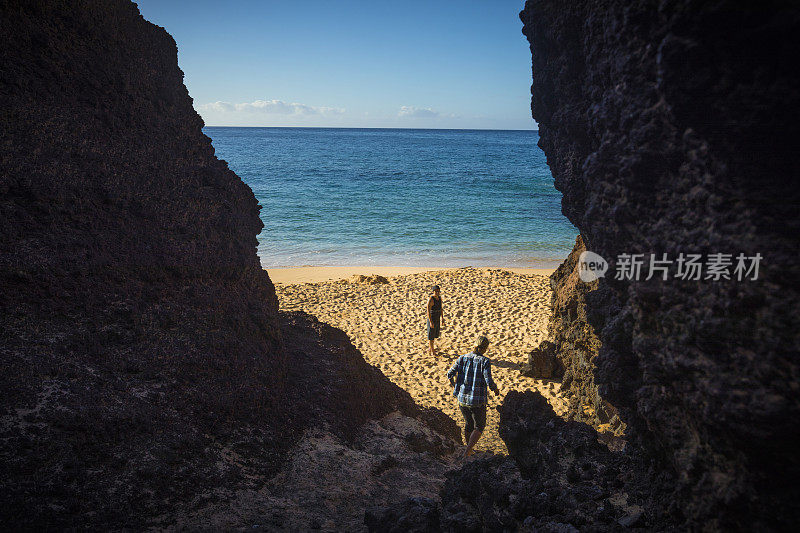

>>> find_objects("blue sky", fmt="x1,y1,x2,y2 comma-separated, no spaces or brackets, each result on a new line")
135,0,537,129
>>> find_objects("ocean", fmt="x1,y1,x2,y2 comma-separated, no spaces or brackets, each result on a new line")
204,127,578,268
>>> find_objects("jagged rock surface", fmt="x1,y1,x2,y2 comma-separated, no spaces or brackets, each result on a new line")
516,0,800,529
532,236,625,434
364,497,441,533
519,339,563,380
0,1,282,526
435,392,657,532
0,1,458,528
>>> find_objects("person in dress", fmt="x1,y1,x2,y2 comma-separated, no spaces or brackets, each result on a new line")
447,335,499,459
427,285,445,356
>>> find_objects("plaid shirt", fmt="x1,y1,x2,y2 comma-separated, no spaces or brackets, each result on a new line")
447,352,497,406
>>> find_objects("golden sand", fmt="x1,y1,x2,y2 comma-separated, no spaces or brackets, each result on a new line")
267,265,557,285
273,267,569,454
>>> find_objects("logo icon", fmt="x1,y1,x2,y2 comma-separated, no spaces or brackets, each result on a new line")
578,250,608,282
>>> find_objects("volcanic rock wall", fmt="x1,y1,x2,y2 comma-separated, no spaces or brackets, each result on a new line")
541,235,624,436
0,0,286,526
0,1,457,528
520,0,800,529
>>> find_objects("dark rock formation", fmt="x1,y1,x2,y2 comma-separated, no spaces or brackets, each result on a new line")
365,497,441,533
435,392,658,531
537,236,624,435
440,455,528,532
516,0,800,529
0,1,458,529
500,392,615,480
519,340,564,380
1,0,281,526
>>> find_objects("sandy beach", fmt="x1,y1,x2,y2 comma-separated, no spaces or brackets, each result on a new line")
267,266,558,285
273,266,568,454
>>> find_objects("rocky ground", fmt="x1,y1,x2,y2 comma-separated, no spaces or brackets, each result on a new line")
171,412,459,531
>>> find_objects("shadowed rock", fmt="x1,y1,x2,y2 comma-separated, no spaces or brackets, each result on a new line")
435,392,648,531
365,497,440,533
520,0,800,528
500,391,614,480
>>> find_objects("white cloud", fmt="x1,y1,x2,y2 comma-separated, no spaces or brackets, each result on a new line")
398,105,440,118
201,101,236,112
198,99,344,115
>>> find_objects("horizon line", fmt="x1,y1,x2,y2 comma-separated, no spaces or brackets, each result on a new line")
202,125,539,132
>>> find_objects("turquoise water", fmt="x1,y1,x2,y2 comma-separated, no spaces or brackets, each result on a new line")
204,127,577,268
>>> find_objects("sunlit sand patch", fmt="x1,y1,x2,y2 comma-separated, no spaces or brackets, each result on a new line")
275,267,569,454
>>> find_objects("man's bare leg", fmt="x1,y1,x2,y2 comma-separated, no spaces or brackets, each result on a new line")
461,429,483,460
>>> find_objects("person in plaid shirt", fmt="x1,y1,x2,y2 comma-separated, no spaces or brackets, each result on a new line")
447,335,500,459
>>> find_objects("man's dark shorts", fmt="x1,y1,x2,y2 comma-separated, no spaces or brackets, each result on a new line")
459,403,487,440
